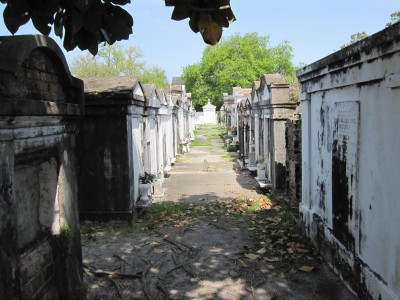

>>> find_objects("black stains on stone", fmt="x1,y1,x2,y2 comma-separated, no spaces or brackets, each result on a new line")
332,137,355,252
351,173,354,187
320,182,326,212
306,213,374,299
358,212,363,255
317,177,326,212
0,180,12,206
275,162,286,190
369,204,372,210
320,105,325,128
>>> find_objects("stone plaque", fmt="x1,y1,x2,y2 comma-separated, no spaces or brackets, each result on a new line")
332,101,360,251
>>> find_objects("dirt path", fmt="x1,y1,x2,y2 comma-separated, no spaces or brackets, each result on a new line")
81,125,356,300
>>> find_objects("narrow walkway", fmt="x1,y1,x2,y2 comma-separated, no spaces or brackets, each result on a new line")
159,127,260,203
81,125,356,300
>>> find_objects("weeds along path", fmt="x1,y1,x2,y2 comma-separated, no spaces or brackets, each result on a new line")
81,125,356,299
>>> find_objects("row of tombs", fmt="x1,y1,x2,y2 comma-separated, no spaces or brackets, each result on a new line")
221,74,301,202
0,35,195,299
222,23,400,300
2,20,400,300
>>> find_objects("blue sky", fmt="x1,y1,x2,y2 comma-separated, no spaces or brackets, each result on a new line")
0,1,399,81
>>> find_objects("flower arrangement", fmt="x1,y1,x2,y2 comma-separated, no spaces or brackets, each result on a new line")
139,172,157,184
257,156,264,163
230,125,237,131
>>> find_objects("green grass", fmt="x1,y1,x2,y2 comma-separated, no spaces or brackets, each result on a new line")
221,153,237,162
194,124,226,142
190,139,212,147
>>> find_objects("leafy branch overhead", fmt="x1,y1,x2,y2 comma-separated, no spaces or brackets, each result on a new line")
3,0,133,55
2,0,236,55
166,0,236,45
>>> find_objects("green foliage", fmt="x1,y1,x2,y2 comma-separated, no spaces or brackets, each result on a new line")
140,172,157,184
183,33,297,109
226,145,236,152
70,43,144,77
140,66,170,89
166,0,236,45
70,43,169,88
59,223,73,257
3,0,133,55
340,32,368,49
386,10,400,27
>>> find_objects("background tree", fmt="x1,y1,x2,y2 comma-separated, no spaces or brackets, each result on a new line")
140,66,170,89
340,32,369,49
386,10,400,27
70,43,169,88
183,32,297,110
1,0,236,54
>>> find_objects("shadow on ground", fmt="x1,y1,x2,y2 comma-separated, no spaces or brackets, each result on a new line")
81,197,356,300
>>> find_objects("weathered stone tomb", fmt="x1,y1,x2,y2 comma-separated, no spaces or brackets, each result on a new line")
0,35,83,299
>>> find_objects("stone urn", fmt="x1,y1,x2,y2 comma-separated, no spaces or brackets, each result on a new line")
256,163,266,180
139,183,151,202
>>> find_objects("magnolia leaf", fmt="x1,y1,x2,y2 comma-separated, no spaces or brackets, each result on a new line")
299,266,315,272
87,38,100,56
54,12,64,38
63,28,77,51
31,17,52,35
71,9,85,35
211,11,229,28
83,9,102,34
189,11,200,33
72,0,95,12
110,0,131,5
197,14,222,45
29,1,55,35
164,0,176,6
3,5,30,34
103,4,133,42
171,5,191,21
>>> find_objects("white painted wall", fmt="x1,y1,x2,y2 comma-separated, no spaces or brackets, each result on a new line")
298,23,400,300
202,100,217,124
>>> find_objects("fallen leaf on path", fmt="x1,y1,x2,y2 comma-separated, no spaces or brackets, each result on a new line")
299,266,315,272
266,216,282,224
256,247,267,254
265,256,282,262
245,253,260,260
173,219,191,228
235,259,248,268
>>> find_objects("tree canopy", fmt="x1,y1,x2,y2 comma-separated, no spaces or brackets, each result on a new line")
340,10,400,49
70,43,169,88
2,0,235,55
386,10,400,27
183,32,298,110
340,32,369,49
